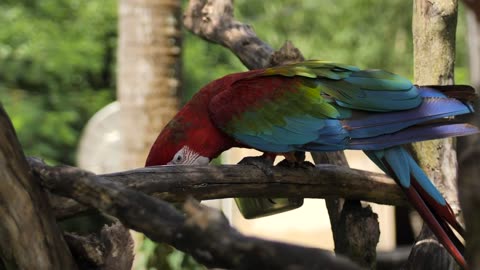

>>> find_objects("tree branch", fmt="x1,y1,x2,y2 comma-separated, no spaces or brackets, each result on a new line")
0,105,77,269
184,0,274,69
64,222,134,270
28,158,363,270
28,158,405,219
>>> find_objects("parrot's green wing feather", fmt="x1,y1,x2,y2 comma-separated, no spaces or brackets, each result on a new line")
209,60,422,152
263,60,420,111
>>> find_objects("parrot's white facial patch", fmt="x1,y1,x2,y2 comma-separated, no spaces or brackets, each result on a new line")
168,146,210,165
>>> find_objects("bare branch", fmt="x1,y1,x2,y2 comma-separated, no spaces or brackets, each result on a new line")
28,158,363,270
27,158,405,219
64,222,134,270
184,0,273,69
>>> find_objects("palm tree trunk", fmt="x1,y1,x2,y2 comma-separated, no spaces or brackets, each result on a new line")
117,0,182,168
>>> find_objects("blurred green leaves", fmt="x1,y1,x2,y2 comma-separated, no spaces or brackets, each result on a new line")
134,237,206,270
235,0,414,73
0,0,117,164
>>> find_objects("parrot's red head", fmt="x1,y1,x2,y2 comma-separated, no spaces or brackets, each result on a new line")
145,116,212,166
145,82,238,167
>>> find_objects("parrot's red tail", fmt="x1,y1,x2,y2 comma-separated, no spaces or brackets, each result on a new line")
404,185,466,269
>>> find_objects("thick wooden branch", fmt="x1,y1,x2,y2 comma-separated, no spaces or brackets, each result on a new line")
64,222,134,270
29,158,362,270
184,0,274,69
28,158,405,219
0,105,77,269
313,153,380,269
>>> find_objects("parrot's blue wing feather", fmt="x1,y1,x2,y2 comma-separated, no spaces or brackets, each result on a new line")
347,123,478,150
343,97,473,138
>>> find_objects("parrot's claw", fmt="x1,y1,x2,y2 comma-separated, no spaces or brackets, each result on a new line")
238,155,275,177
277,159,316,169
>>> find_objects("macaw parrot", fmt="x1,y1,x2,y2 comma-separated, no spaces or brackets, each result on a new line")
146,60,477,268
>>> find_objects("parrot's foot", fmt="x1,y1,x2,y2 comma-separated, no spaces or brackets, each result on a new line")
238,155,275,177
236,154,304,219
277,159,316,170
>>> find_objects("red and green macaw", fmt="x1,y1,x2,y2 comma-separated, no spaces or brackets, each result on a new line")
146,60,477,268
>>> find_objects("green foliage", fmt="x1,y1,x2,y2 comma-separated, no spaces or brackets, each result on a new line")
0,0,117,164
183,0,470,98
134,237,206,270
182,31,246,102
182,0,415,98
236,0,414,73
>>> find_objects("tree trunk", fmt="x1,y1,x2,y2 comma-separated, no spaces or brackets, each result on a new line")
117,0,182,168
457,8,480,269
0,105,77,270
407,0,459,269
117,0,183,268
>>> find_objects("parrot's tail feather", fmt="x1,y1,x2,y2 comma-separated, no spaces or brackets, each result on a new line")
349,123,479,150
419,85,477,101
411,176,465,238
403,186,467,269
343,97,474,139
365,147,467,269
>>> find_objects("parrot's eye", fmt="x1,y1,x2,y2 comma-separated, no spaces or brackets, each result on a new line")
168,146,209,165
172,152,184,163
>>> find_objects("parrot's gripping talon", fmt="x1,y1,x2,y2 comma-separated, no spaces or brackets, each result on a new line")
276,159,315,170
238,155,275,177
299,160,316,169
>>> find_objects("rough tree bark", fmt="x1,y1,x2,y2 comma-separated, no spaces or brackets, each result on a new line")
36,161,405,220
0,105,77,270
312,153,379,269
118,0,182,168
184,1,380,268
457,6,480,269
29,158,363,270
407,0,460,269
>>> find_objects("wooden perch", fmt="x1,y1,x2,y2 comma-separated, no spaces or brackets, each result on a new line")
28,158,405,219
28,158,363,270
0,106,77,270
